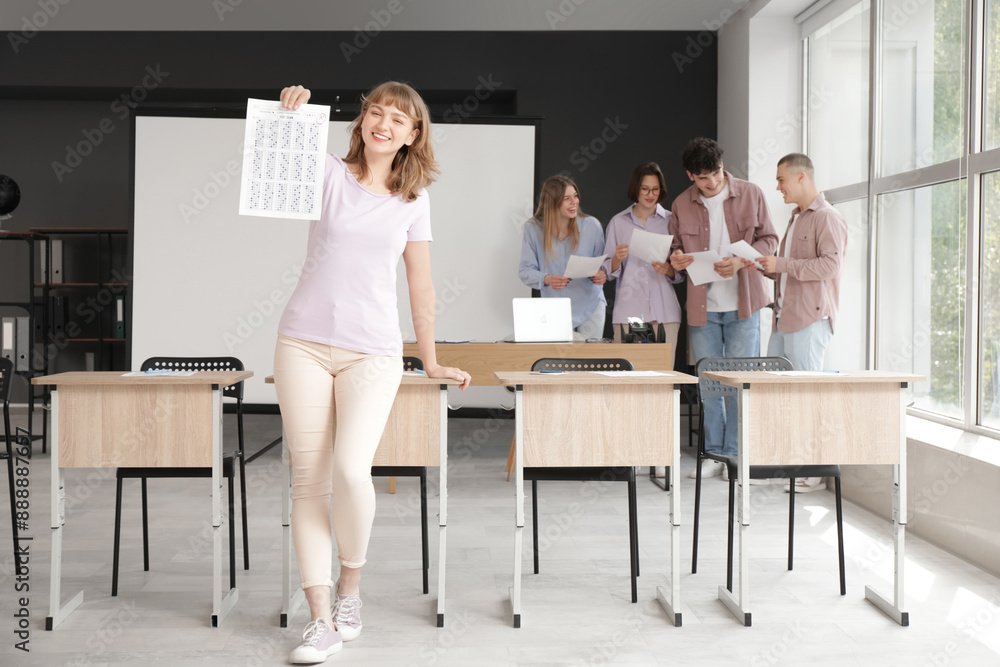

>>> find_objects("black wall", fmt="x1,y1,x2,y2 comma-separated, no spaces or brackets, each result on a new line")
0,31,715,395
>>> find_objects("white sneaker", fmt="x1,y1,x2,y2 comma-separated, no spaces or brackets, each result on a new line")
784,477,827,493
289,619,342,664
749,477,779,486
688,459,725,479
653,466,667,478
721,463,729,482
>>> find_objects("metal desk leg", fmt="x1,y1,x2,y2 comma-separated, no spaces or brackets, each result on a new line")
46,390,83,630
718,384,751,626
280,425,304,627
211,387,238,627
865,384,909,626
510,386,524,628
436,386,448,628
656,387,683,626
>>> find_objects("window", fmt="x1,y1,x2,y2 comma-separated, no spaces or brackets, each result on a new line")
985,0,1000,151
981,172,1000,428
807,1,870,189
879,0,966,176
876,180,966,420
825,199,869,370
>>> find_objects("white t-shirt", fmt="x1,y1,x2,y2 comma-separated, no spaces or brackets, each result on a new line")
777,213,798,311
701,183,739,313
278,154,433,356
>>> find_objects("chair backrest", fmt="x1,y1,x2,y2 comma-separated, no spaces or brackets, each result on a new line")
531,358,634,372
141,356,245,401
403,356,424,372
694,356,792,400
0,357,12,406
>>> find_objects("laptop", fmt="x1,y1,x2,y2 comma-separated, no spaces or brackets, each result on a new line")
512,297,573,342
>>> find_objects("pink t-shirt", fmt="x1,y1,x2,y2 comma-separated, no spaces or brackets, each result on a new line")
277,154,432,356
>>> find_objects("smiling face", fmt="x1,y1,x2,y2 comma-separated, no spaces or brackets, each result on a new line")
559,185,580,220
775,162,803,204
687,166,727,198
637,174,661,208
359,102,419,158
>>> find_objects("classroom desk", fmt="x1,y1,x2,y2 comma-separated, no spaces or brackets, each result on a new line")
495,370,698,628
404,342,673,386
266,374,459,627
32,370,254,629
702,370,923,627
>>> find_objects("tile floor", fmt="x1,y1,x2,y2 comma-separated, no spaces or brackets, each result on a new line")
2,410,999,666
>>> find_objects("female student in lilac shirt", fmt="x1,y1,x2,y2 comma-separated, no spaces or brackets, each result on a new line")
518,175,608,339
602,162,683,349
273,82,470,664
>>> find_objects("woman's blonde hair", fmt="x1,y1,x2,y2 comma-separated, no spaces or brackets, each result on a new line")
533,174,582,260
344,81,439,202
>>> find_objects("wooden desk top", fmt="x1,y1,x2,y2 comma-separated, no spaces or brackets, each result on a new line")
494,370,697,386
33,371,254,386
704,370,924,385
263,374,461,386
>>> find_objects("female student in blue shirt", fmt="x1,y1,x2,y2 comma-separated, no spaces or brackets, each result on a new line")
518,174,608,339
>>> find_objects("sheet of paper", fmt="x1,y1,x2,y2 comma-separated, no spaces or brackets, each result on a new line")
628,229,673,265
563,254,607,279
685,250,732,286
726,239,764,268
121,371,199,377
593,370,668,377
239,98,330,220
767,371,836,376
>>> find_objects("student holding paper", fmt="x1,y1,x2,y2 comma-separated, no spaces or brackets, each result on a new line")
273,82,471,664
758,153,848,492
603,162,682,349
668,138,778,478
519,174,608,339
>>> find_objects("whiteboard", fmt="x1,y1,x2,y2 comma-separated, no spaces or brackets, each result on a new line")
132,113,537,405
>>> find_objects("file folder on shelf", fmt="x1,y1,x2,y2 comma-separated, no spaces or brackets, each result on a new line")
1,317,14,363
114,295,125,338
15,316,29,371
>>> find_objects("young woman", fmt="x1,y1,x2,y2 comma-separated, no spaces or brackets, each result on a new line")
518,175,608,339
602,162,682,350
273,82,471,664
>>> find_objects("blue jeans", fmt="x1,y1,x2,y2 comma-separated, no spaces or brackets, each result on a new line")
767,318,833,372
689,310,760,457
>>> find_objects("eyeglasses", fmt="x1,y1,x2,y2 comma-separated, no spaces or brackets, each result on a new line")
639,186,661,195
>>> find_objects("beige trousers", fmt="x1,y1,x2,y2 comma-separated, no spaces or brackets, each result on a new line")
273,334,403,588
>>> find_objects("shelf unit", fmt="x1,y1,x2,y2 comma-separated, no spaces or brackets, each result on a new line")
30,228,129,374
0,230,46,448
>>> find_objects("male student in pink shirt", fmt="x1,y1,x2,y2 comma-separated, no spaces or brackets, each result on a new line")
758,152,848,493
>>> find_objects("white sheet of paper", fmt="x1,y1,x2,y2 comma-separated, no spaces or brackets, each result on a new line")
685,250,732,286
727,239,764,267
593,370,668,377
628,229,673,265
563,254,607,279
239,98,330,220
121,371,198,377
767,371,835,376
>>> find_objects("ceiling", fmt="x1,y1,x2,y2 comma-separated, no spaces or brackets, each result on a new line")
0,0,819,32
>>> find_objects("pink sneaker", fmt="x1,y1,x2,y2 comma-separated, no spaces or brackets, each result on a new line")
332,589,363,641
289,618,342,664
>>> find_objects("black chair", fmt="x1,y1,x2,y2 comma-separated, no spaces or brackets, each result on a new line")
112,356,248,596
1,358,27,577
690,356,846,596
370,356,430,594
525,357,641,603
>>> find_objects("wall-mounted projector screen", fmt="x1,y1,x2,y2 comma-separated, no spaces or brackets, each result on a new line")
132,111,537,406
